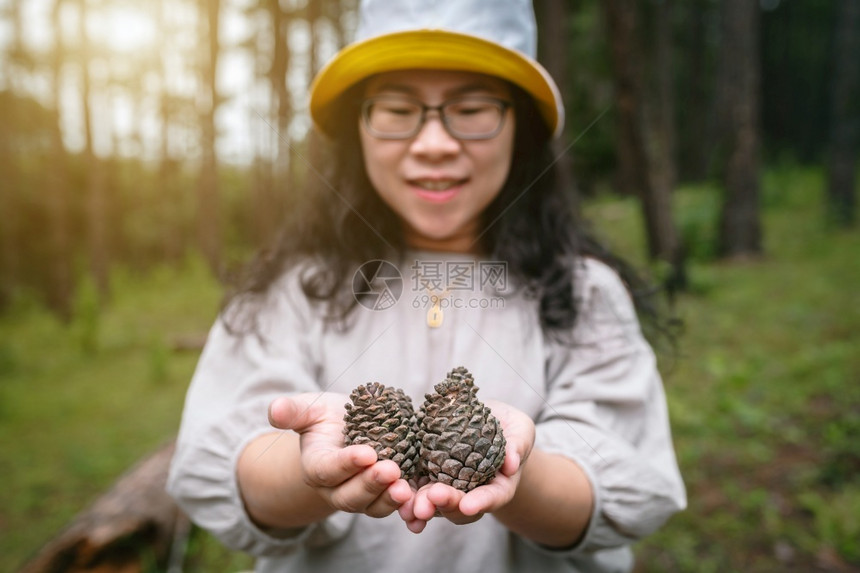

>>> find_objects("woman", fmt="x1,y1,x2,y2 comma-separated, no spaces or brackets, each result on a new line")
168,1,686,571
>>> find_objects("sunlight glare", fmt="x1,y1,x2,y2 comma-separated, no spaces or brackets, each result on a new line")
88,4,156,53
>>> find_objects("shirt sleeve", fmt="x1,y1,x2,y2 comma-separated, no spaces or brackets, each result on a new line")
534,258,687,553
166,270,354,556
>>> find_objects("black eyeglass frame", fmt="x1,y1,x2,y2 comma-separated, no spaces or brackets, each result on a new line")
360,94,512,141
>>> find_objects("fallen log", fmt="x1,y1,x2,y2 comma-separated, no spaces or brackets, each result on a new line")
19,440,187,573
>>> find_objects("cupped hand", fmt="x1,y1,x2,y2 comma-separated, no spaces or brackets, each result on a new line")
398,399,535,533
268,393,413,518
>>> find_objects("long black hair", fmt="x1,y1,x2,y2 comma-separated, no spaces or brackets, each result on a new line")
225,81,666,344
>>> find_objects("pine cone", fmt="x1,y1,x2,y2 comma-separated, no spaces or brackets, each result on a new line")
343,382,419,479
417,367,506,492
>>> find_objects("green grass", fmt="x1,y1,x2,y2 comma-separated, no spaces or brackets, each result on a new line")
586,167,860,572
0,256,252,571
1,166,858,572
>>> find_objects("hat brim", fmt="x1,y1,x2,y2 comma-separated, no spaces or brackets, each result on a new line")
309,30,564,138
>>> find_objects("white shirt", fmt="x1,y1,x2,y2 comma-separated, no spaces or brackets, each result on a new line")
167,252,686,572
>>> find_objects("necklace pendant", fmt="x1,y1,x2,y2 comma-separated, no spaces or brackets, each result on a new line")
427,305,443,328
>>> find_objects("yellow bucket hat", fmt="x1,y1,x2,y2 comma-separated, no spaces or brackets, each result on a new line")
309,0,564,138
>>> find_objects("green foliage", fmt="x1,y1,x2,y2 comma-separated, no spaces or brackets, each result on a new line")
183,527,254,571
679,184,722,262
148,333,170,384
798,487,860,563
818,413,860,489
562,2,616,189
72,276,101,355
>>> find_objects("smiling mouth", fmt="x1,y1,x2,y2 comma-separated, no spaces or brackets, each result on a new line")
410,179,467,191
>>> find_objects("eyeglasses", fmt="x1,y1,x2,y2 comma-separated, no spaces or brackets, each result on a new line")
360,95,511,140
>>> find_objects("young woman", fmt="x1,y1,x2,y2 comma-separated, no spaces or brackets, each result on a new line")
168,1,686,571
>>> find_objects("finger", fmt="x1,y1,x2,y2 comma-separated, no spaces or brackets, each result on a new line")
388,479,414,505
459,473,518,516
411,483,461,521
304,444,378,487
397,492,428,533
269,395,329,433
500,445,521,477
412,486,440,521
459,483,501,516
426,484,482,525
426,482,464,514
405,517,428,534
364,478,412,518
326,460,403,513
398,493,416,522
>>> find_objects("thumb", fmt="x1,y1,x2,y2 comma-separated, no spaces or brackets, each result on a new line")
268,394,329,433
500,442,521,477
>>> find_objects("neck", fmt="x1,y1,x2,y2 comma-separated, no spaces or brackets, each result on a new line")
403,226,485,255
407,237,482,255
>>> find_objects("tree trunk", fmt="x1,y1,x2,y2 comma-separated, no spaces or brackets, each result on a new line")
307,0,322,81
649,0,677,197
826,0,860,228
604,0,681,265
79,0,111,300
0,104,17,309
680,0,716,181
198,0,222,274
605,0,639,198
330,0,351,50
264,0,291,245
537,0,580,214
45,0,74,319
717,0,762,258
647,0,686,291
156,0,182,262
305,0,327,178
0,1,24,309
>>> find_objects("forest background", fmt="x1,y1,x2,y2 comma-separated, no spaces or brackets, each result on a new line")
0,0,858,571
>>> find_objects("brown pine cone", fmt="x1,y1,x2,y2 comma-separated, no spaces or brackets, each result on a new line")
417,366,506,491
343,382,419,479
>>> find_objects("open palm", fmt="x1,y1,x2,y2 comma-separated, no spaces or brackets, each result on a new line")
399,399,536,532
268,393,413,517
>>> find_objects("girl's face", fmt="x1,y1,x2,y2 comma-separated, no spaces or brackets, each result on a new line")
359,69,515,253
